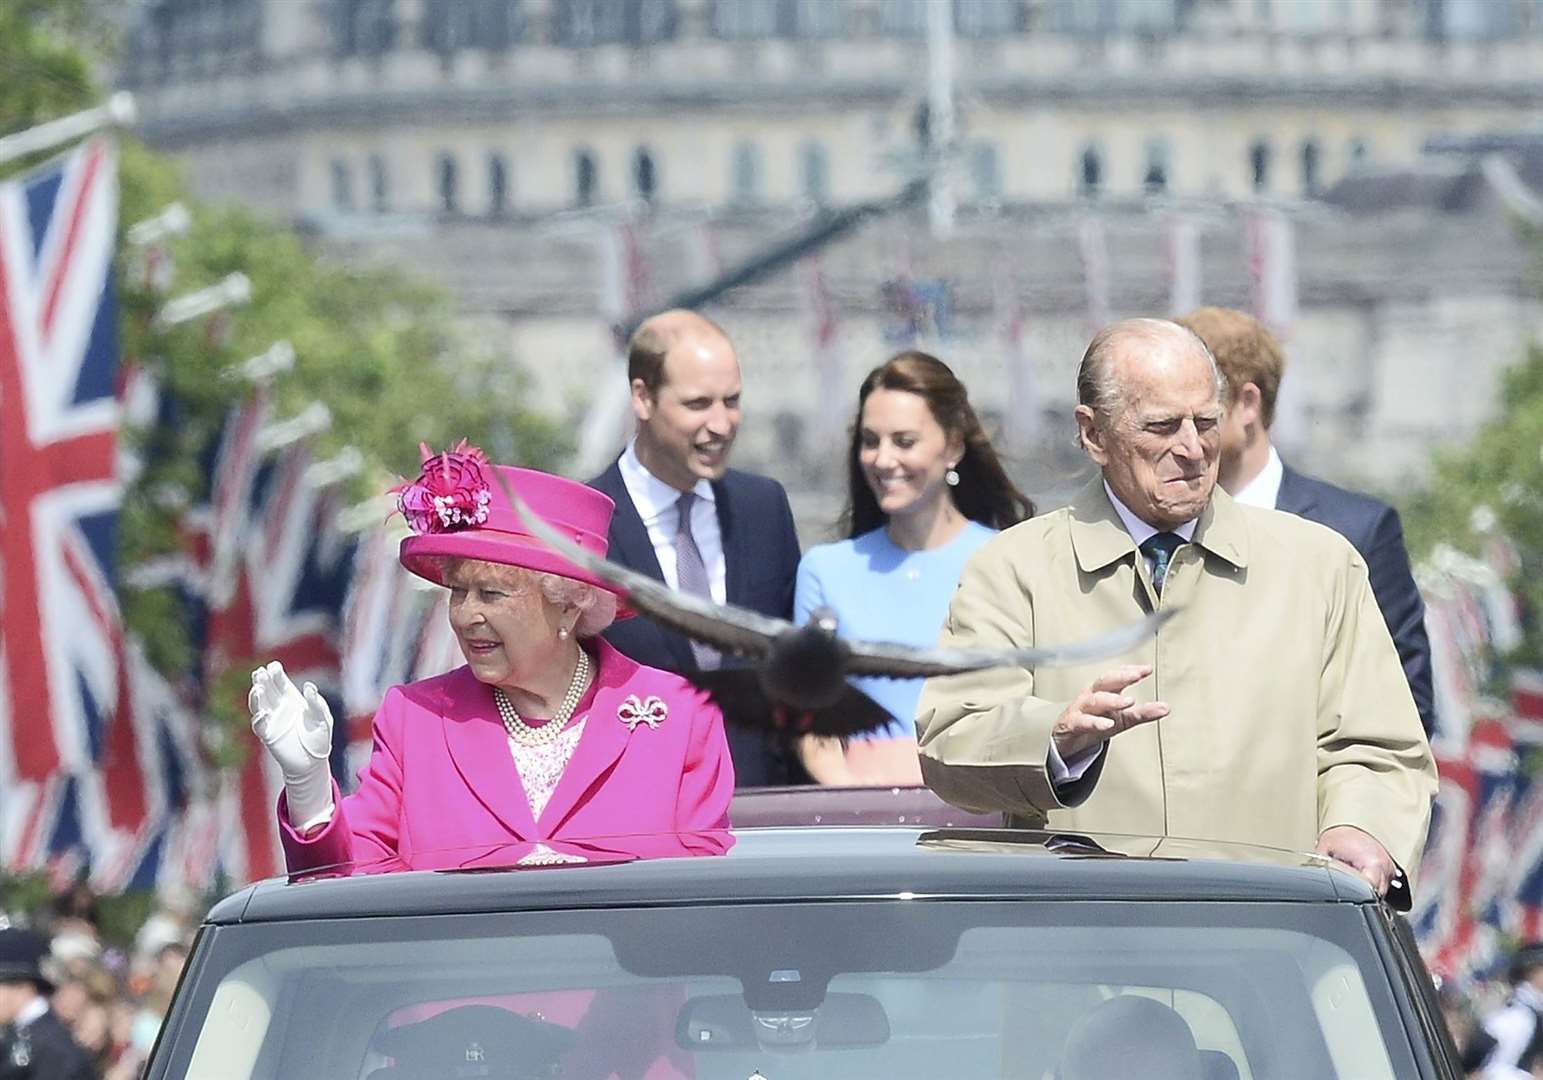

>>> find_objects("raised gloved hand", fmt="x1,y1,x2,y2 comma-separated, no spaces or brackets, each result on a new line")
249,660,335,829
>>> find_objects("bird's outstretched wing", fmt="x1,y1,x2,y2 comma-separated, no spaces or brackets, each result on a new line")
493,469,793,659
844,609,1177,679
681,667,898,738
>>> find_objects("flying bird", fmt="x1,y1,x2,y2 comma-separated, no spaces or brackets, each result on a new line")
495,471,1174,737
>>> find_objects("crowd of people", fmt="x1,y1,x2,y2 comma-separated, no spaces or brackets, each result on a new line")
0,883,196,1079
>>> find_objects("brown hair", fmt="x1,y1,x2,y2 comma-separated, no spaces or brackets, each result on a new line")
839,350,1035,538
626,309,733,396
1173,307,1283,427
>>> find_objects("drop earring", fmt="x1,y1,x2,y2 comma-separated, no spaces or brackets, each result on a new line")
945,467,960,487
558,626,570,641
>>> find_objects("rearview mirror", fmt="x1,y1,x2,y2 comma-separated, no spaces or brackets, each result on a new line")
676,992,891,1052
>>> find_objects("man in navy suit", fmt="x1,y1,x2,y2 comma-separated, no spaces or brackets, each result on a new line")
1178,307,1434,734
589,309,807,786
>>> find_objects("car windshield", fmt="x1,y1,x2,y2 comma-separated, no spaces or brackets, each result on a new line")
154,897,1412,1080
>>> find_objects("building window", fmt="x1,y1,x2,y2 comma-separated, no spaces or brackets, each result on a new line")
330,0,398,57
1427,0,1518,40
1347,137,1370,171
418,0,525,50
369,154,389,212
122,0,262,84
732,141,763,205
330,159,354,210
1079,144,1103,198
801,141,829,205
970,142,1001,202
879,0,929,34
633,147,658,202
792,0,848,36
712,0,781,37
488,153,509,216
1249,139,1271,193
1274,0,1348,33
1050,0,1179,34
575,149,598,207
437,152,459,214
1300,137,1321,197
957,0,1023,36
553,0,677,45
1143,137,1170,195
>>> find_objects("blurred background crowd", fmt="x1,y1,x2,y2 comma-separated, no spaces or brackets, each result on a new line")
1,881,193,1078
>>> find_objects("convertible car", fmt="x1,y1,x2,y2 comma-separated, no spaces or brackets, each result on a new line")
143,818,1460,1080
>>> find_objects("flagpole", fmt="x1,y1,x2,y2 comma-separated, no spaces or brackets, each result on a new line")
925,0,956,238
0,93,136,168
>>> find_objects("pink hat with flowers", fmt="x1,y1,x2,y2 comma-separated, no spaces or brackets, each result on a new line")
394,441,632,617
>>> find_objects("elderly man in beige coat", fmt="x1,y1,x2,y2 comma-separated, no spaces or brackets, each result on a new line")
916,317,1437,905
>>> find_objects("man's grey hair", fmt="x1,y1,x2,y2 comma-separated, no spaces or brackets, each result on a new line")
1074,317,1228,444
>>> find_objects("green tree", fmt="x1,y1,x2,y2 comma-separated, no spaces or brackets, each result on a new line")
1404,338,1543,666
0,0,101,132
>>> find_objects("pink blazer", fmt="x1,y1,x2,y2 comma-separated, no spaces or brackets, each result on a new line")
278,639,734,873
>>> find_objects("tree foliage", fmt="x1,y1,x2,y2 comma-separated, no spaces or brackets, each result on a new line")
1403,334,1543,665
0,0,102,132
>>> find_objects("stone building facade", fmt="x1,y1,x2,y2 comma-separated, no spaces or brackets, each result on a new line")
117,0,1543,525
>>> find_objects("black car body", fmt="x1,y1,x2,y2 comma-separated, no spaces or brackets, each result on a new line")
145,826,1461,1080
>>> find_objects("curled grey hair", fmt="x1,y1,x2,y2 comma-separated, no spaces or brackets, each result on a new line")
434,557,619,638
531,570,619,639
1074,317,1228,447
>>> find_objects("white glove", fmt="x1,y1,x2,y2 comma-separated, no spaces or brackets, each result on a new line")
249,660,335,830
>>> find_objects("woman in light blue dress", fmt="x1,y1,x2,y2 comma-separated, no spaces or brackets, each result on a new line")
794,350,1035,785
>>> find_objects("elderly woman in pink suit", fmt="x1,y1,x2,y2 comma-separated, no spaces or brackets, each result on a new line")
247,442,735,872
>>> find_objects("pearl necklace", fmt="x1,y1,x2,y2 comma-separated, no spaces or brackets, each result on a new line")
494,648,591,747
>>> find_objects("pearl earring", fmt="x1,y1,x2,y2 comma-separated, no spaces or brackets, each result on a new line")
945,467,960,487
558,626,570,640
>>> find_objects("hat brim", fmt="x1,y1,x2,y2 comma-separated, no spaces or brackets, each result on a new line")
400,532,635,620
0,963,53,994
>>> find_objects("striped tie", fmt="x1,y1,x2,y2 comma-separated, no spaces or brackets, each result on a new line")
674,491,720,669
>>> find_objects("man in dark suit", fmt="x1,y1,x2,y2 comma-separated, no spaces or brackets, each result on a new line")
588,309,807,786
0,926,95,1080
1177,307,1434,734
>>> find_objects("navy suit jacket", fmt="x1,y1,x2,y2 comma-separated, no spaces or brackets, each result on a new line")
588,461,807,786
1275,463,1435,735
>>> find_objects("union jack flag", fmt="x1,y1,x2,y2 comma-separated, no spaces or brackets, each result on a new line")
338,521,459,786
0,139,154,884
200,405,354,883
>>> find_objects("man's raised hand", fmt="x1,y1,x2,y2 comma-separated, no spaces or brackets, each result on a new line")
1051,664,1168,762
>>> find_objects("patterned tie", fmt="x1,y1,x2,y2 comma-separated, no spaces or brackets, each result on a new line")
674,491,721,670
1140,532,1185,595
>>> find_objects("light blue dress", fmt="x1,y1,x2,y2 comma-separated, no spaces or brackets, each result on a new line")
794,521,996,742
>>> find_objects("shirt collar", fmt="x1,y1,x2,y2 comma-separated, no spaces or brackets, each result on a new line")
618,439,716,526
15,995,48,1029
1102,481,1198,546
1230,445,1284,510
1068,476,1248,574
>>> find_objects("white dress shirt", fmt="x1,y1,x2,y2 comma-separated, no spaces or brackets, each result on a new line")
1480,981,1543,1079
1049,484,1200,784
618,440,728,605
1229,445,1285,510
13,994,47,1029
